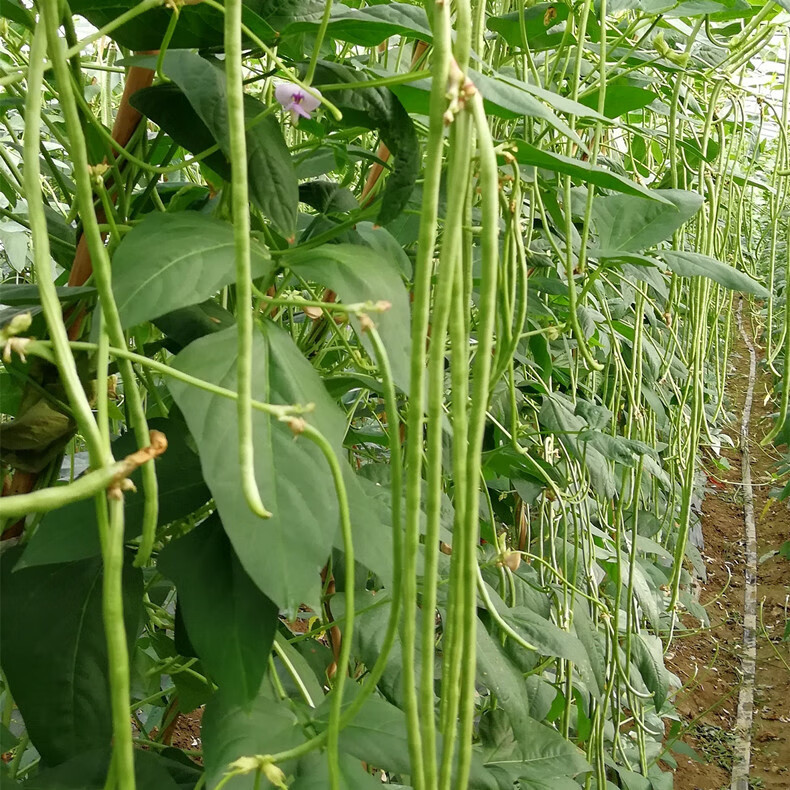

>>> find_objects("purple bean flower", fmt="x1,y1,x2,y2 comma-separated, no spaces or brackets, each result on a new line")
274,82,322,124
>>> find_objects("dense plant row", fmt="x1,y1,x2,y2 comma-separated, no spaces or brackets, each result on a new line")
0,1,788,789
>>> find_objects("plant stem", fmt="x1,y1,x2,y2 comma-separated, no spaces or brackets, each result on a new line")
225,0,272,520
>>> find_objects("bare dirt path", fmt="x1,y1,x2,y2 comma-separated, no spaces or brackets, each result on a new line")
669,306,790,790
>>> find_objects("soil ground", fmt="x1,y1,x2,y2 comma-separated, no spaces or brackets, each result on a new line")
669,311,790,790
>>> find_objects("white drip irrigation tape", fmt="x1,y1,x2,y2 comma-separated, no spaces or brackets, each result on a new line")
731,299,758,790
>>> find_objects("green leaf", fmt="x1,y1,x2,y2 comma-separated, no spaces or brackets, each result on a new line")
579,430,657,466
292,752,382,789
17,417,210,569
667,0,750,16
129,84,232,181
271,633,325,707
282,2,433,47
172,668,214,715
579,85,658,118
481,445,563,488
311,689,499,789
112,212,273,329
69,0,302,50
168,323,343,613
312,61,419,225
388,70,592,147
153,300,236,351
627,559,661,631
299,181,359,214
658,250,769,296
0,722,18,752
0,0,35,30
479,708,519,765
592,189,703,252
315,693,412,775
158,513,279,707
0,550,142,765
482,716,592,781
0,167,18,205
487,4,572,51
20,749,197,789
605,0,674,11
499,606,599,696
477,622,535,751
355,221,412,278
287,242,411,391
509,142,672,202
471,71,584,144
202,688,303,789
0,284,96,306
161,51,298,237
630,634,670,712
493,74,609,123
572,602,607,697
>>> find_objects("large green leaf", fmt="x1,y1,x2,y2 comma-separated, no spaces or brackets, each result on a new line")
68,0,312,50
572,601,607,696
477,622,535,753
658,250,769,296
0,0,35,30
312,61,419,225
282,2,432,46
158,513,279,707
291,752,382,789
482,715,591,782
159,51,298,237
509,142,671,203
129,84,232,181
168,323,342,613
17,417,210,569
579,85,658,118
499,606,599,697
20,749,197,789
630,634,670,712
667,0,750,16
388,69,595,146
112,212,273,329
592,189,703,252
0,284,96,306
202,688,303,789
0,550,142,765
487,4,572,51
287,242,411,391
311,690,499,789
606,0,674,11
153,301,236,354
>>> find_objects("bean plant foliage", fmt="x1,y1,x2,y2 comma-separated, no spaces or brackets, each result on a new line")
0,0,787,789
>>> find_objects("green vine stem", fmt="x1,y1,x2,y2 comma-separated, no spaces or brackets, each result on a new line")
304,0,333,85
42,0,160,568
224,0,272,520
400,0,454,785
421,107,473,790
296,421,354,790
454,87,500,789
0,438,164,520
20,23,104,464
